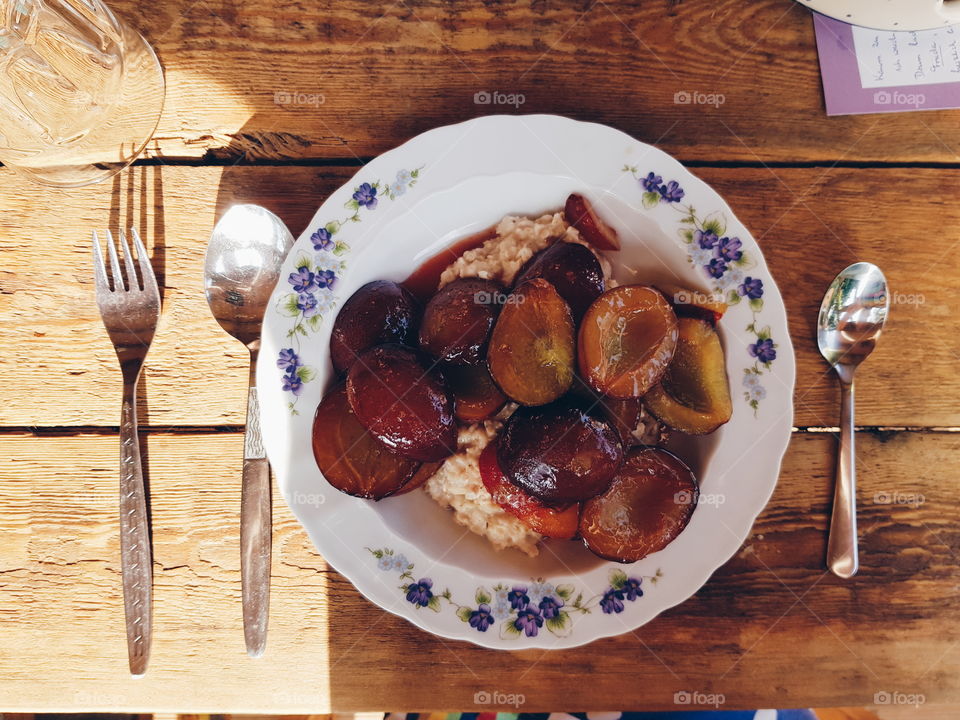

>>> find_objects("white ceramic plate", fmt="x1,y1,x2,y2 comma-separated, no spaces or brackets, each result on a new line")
797,0,960,31
258,115,795,649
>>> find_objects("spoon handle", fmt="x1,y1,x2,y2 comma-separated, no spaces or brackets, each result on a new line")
241,354,271,657
827,377,858,578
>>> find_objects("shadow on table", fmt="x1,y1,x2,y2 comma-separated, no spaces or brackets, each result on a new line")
212,155,358,239
107,164,167,546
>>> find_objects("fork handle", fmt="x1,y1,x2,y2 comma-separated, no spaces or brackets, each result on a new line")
119,379,152,675
241,357,271,658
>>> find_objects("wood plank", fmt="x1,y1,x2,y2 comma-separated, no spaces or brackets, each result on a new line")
75,0,960,164
0,430,957,711
0,165,957,428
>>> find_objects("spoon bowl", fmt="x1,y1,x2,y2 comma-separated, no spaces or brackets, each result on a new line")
205,205,296,348
818,262,890,379
817,262,890,579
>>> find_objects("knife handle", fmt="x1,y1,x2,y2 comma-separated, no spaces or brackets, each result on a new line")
241,379,271,657
120,380,152,675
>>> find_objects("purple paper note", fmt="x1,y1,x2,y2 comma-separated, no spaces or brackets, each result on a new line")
813,12,960,115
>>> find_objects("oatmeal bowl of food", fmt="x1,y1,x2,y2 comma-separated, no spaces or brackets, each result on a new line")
258,115,795,649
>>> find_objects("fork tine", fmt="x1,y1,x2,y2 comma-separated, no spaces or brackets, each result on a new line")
130,228,159,298
118,229,141,291
92,231,110,291
105,229,125,292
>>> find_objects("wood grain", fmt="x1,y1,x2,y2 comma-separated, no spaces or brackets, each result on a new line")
0,164,957,428
96,0,960,164
1,430,957,711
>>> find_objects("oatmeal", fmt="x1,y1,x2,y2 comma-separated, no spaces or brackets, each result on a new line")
424,418,542,557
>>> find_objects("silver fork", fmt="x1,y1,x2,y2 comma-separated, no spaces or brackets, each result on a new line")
92,228,160,676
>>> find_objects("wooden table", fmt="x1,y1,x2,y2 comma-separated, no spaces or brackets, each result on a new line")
1,0,958,713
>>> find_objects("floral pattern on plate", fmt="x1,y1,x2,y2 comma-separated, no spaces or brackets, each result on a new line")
627,166,778,412
274,167,422,412
369,547,661,640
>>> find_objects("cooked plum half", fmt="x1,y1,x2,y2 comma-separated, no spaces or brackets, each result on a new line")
564,193,620,251
312,383,420,499
479,443,579,539
514,241,604,322
487,278,575,406
346,344,457,461
645,317,732,434
580,447,697,562
442,363,508,423
330,280,420,373
497,402,623,506
579,285,679,399
391,460,445,497
419,277,504,365
658,282,727,326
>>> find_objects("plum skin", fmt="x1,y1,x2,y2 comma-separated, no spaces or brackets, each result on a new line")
513,241,605,322
345,343,457,462
311,383,420,499
329,280,420,374
497,401,624,506
419,277,504,365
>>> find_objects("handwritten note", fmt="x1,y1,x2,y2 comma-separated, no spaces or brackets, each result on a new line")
814,13,960,115
852,25,960,88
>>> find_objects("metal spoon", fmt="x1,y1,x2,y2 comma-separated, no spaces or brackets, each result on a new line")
817,262,890,579
204,204,295,656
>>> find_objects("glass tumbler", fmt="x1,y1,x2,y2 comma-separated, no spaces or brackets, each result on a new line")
0,0,164,187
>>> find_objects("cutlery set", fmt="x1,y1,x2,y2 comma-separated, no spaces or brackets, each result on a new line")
92,205,293,674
